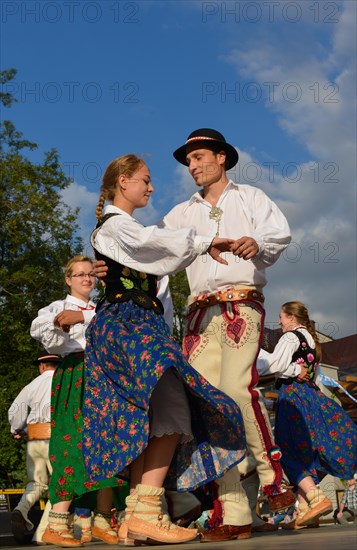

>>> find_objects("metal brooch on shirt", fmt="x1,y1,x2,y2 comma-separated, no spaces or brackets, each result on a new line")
209,206,223,237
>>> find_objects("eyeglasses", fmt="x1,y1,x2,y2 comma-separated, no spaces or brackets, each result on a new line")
70,272,96,279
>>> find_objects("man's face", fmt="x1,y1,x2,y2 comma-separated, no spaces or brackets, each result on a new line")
186,147,226,187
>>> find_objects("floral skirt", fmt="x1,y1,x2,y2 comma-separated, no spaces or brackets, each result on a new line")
48,353,125,504
275,381,357,487
82,301,246,491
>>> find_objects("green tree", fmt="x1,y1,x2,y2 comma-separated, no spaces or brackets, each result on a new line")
0,69,83,487
169,270,190,344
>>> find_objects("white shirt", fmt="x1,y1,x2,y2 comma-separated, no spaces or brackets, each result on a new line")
30,295,96,357
91,205,211,277
8,370,54,432
160,181,291,295
257,328,315,379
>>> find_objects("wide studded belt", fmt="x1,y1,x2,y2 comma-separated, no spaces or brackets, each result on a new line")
27,423,51,440
188,288,264,314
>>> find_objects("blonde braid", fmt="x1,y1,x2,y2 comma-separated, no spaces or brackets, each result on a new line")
96,194,106,221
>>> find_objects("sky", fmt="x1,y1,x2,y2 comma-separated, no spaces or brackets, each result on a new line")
1,0,356,339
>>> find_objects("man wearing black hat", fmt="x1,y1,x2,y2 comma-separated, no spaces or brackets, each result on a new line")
160,129,293,541
8,352,61,545
92,129,294,540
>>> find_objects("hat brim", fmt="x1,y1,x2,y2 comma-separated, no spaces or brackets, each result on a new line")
173,140,239,171
33,356,61,366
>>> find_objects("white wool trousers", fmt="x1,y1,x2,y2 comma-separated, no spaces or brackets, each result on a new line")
15,439,52,538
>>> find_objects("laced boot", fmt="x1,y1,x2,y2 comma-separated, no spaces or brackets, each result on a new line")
298,488,332,526
118,493,142,547
92,510,118,544
127,484,198,544
42,511,82,547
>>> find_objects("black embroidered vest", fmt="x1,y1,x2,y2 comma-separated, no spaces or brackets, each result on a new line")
93,214,164,315
275,330,318,390
290,330,317,381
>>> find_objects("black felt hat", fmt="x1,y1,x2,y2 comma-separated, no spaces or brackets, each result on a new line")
173,128,239,170
32,352,61,366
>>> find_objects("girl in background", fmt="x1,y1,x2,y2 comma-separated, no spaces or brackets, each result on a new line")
30,255,121,547
257,301,357,528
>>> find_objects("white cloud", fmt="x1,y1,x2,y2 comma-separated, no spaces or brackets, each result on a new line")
221,1,356,337
61,181,98,253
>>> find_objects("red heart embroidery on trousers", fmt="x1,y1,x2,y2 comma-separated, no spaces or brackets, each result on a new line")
227,319,246,344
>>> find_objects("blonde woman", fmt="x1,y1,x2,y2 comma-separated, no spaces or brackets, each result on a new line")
30,256,122,546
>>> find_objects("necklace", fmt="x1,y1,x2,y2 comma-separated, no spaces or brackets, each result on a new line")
209,205,223,237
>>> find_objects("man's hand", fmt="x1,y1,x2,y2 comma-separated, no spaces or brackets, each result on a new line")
13,430,26,439
230,237,259,260
296,364,309,382
208,238,234,265
93,260,108,283
54,310,84,332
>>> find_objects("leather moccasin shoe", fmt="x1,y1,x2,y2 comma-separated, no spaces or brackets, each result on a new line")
297,498,332,526
91,525,118,544
282,518,319,530
252,522,279,532
118,521,142,546
200,524,252,542
42,528,82,547
268,488,296,512
282,519,306,531
127,516,198,544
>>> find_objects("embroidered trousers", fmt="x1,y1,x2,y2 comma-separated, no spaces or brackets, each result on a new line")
183,300,284,492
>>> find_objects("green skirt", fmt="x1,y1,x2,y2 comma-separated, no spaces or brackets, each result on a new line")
48,352,126,505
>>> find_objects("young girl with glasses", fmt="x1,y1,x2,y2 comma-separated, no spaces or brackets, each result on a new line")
30,255,121,546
